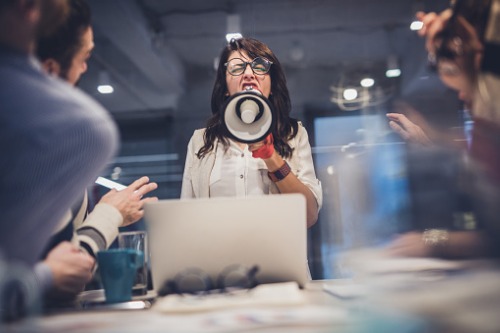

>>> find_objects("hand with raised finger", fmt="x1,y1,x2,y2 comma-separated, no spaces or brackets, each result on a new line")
386,113,432,146
99,176,158,226
121,195,159,227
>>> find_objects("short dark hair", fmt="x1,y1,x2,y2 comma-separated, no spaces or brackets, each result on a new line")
1,0,70,37
198,37,299,159
36,0,91,79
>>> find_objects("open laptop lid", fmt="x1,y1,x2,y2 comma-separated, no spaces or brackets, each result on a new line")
144,194,308,294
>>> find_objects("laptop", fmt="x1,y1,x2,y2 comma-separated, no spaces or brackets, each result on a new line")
144,194,309,294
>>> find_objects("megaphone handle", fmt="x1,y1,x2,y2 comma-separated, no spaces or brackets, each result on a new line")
251,134,274,159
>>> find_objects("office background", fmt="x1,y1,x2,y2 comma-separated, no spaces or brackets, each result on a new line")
80,0,463,279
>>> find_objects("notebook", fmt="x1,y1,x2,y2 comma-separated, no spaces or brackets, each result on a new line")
143,194,309,294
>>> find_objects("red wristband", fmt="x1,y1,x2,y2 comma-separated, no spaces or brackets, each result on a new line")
252,134,274,159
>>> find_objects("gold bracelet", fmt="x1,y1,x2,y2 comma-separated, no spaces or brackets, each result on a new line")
422,229,449,247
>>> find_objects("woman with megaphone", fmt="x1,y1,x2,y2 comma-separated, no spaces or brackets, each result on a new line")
181,37,322,228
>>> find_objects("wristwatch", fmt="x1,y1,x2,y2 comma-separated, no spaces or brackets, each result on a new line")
268,161,291,182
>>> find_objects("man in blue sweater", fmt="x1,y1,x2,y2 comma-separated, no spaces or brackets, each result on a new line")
0,0,118,292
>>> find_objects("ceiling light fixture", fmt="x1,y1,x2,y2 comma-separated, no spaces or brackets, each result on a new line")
225,33,242,42
360,77,375,87
97,70,114,94
410,20,423,31
226,14,242,42
410,0,425,31
97,85,114,94
385,68,401,78
330,72,394,111
385,55,401,78
343,88,358,101
330,85,368,111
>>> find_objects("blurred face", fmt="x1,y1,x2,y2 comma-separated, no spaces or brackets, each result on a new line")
225,51,272,98
65,26,94,86
432,15,484,109
437,59,474,107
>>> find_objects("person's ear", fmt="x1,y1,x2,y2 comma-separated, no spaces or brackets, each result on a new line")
41,58,61,77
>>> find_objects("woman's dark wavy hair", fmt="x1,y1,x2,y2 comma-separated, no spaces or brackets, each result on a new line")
197,37,299,159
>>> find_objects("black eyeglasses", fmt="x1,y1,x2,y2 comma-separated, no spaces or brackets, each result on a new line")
158,264,259,296
225,57,273,76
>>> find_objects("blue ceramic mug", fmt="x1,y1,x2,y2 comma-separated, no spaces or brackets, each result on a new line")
97,249,144,303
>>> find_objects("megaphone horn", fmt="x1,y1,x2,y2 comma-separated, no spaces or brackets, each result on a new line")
222,89,275,144
236,98,264,124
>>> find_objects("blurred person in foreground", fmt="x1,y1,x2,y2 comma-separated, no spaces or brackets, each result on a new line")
33,0,158,304
181,37,322,228
387,0,500,259
0,0,118,320
0,0,118,267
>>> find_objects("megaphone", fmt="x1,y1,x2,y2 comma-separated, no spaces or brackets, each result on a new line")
222,88,275,144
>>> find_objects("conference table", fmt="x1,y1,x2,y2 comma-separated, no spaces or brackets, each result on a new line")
5,252,500,333
5,280,359,333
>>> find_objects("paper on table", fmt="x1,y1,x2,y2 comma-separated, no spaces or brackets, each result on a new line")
26,304,349,333
323,282,368,299
197,305,349,332
340,248,466,275
153,281,305,314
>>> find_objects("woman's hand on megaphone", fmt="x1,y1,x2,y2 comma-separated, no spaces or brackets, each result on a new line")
249,134,274,159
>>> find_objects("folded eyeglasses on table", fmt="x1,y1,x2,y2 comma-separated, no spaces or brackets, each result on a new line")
158,264,260,296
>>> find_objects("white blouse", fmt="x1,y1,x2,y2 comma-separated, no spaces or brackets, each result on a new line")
181,124,322,211
209,140,268,197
